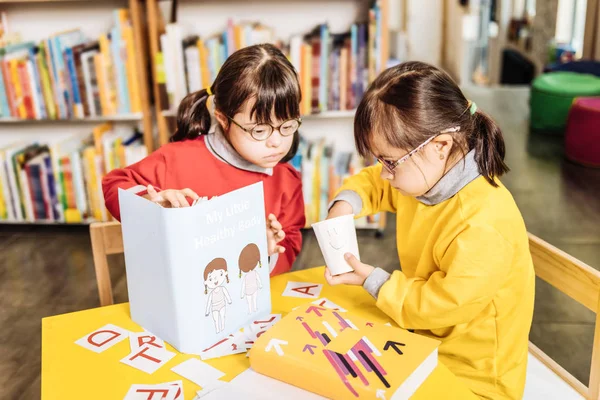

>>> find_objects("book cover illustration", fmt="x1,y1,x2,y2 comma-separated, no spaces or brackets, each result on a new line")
118,181,271,355
250,304,440,400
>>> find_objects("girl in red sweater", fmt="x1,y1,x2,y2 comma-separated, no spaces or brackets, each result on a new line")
102,44,305,275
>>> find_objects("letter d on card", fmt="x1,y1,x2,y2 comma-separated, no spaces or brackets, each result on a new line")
75,324,129,353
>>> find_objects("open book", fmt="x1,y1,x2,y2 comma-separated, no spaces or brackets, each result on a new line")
249,304,440,399
118,182,271,355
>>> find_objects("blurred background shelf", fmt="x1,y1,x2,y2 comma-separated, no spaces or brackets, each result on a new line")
0,113,143,124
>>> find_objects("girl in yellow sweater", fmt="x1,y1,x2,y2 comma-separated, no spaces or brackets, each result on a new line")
326,62,535,399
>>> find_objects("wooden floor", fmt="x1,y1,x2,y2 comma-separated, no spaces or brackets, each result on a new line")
1,87,599,399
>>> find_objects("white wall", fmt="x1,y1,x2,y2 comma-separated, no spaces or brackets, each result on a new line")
406,0,443,67
443,1,468,82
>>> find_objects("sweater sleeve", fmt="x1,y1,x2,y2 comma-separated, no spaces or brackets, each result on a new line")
376,224,513,330
334,164,398,216
270,172,306,276
102,150,167,221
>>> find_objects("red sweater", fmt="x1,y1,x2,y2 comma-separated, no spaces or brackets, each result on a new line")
102,137,305,276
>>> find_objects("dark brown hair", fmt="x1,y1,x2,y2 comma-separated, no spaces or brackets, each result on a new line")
355,61,509,186
204,258,229,294
238,243,261,277
171,44,301,163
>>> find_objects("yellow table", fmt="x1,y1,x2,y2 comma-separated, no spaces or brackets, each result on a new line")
42,267,477,399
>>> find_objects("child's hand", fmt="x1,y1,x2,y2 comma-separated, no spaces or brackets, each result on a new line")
146,184,199,208
324,253,375,286
267,213,286,256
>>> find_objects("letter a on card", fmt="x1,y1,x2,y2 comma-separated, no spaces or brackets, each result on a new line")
282,281,323,298
75,324,129,353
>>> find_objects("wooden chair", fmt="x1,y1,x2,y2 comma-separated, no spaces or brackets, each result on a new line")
89,221,124,306
525,233,600,400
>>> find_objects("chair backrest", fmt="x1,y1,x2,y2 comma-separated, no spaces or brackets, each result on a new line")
89,221,124,306
528,233,600,400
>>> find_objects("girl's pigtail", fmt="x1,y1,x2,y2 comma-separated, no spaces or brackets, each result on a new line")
171,87,213,142
472,110,510,187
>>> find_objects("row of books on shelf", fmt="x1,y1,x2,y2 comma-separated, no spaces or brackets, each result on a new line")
0,131,382,227
292,136,382,229
0,123,147,223
0,9,142,121
158,0,385,116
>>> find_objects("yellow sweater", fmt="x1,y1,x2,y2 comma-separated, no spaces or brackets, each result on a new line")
338,164,535,399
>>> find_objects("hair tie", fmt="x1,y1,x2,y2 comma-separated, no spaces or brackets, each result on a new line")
206,86,213,96
468,101,477,115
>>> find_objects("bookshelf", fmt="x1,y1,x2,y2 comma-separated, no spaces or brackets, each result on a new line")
146,0,389,146
144,0,390,233
0,0,153,153
0,0,154,225
0,113,143,124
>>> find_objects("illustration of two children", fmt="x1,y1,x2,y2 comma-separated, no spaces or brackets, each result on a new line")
203,243,263,333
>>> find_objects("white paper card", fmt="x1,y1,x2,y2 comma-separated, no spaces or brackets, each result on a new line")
282,281,323,299
75,323,129,353
129,331,166,352
199,333,247,360
229,368,326,399
120,345,176,374
123,381,181,400
248,314,281,334
195,381,226,398
311,298,347,312
171,358,225,387
198,384,262,400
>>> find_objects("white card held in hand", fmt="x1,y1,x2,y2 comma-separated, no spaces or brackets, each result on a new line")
129,331,166,352
171,358,225,387
123,381,181,400
282,281,323,298
120,345,176,374
75,323,129,353
311,298,347,312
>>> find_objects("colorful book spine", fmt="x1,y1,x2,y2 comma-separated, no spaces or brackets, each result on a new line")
319,24,329,112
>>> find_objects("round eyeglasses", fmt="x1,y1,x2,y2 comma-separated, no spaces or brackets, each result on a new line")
226,116,301,141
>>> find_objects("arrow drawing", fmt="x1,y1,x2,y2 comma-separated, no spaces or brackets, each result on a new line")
253,316,277,325
376,389,387,399
303,344,317,355
305,306,327,317
384,341,406,355
265,338,288,356
296,316,304,322
366,322,374,327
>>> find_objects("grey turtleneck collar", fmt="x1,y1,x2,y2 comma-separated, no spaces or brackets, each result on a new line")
204,118,274,176
415,149,480,205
